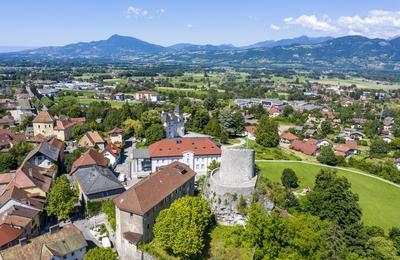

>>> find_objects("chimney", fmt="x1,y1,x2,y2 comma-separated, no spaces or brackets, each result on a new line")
49,224,60,234
19,237,28,246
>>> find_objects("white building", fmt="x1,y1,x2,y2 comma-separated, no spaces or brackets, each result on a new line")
132,137,221,176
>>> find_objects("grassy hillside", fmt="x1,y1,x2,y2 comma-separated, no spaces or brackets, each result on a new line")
257,161,400,231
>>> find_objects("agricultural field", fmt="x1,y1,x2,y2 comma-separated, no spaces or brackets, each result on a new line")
317,76,400,90
257,161,400,231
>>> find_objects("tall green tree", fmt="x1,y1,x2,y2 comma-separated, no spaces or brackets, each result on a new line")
45,175,78,220
153,196,213,258
255,115,279,147
317,145,338,166
144,123,165,145
281,168,299,189
84,248,118,260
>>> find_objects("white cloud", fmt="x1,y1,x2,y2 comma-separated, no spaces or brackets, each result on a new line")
284,14,339,33
187,24,193,28
126,6,149,18
338,10,400,38
270,24,281,31
157,8,165,14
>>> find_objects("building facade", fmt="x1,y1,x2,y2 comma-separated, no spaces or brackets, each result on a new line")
114,162,196,260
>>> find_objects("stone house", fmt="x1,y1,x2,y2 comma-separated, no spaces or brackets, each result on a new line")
72,165,125,202
108,128,124,144
78,131,105,150
114,162,195,260
0,224,87,260
32,111,79,141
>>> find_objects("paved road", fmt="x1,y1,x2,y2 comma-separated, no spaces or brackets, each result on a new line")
256,160,400,188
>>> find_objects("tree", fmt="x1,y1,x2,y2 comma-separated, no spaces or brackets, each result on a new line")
45,175,78,220
317,145,338,166
204,88,218,110
322,223,347,260
283,105,294,117
255,115,279,147
103,109,123,131
71,124,90,141
204,118,221,138
144,124,165,145
218,107,243,136
84,247,118,260
64,147,86,173
365,236,399,260
0,153,16,172
9,141,33,165
153,196,213,258
281,168,299,189
102,200,116,231
320,120,332,136
389,227,400,255
304,169,364,251
370,137,390,158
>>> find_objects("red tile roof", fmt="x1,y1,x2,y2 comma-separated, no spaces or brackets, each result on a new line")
32,111,54,123
108,128,124,135
103,143,121,158
290,139,318,156
71,149,109,173
115,162,195,215
148,138,221,158
268,106,280,115
0,224,22,247
53,120,76,130
245,126,256,135
281,132,298,141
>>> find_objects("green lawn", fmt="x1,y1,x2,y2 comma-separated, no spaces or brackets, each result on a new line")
77,98,125,108
257,161,400,231
247,140,300,161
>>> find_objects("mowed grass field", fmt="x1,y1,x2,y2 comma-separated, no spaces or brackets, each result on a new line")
257,161,400,231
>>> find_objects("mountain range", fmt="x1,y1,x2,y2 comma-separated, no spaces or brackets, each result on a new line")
3,34,400,70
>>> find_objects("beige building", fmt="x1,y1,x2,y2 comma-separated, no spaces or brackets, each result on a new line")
32,111,77,141
78,131,105,150
114,162,196,260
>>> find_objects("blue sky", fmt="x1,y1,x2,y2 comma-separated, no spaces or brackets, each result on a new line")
1,0,400,47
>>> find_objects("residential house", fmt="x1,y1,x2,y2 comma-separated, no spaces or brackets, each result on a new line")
290,139,319,156
245,126,256,141
102,143,121,168
72,165,125,202
0,224,23,250
134,91,160,102
280,132,298,144
0,129,25,151
70,149,109,174
24,139,63,169
132,137,221,175
381,135,394,144
32,111,79,141
268,106,280,118
108,128,124,144
0,224,87,260
383,117,394,133
78,131,105,150
335,140,360,158
394,158,400,171
0,115,15,127
304,129,317,138
115,162,195,259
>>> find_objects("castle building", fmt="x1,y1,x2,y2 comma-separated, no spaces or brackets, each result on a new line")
114,162,195,260
161,106,185,139
32,111,81,141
